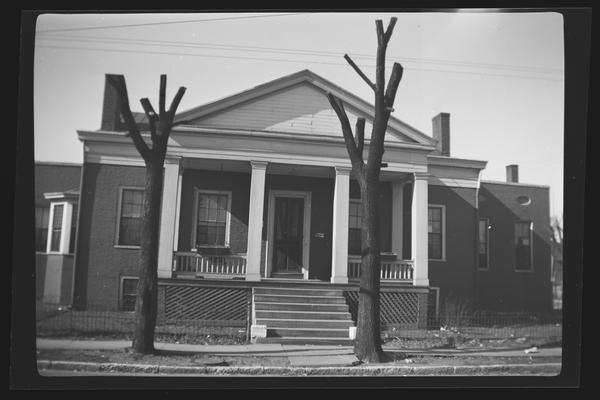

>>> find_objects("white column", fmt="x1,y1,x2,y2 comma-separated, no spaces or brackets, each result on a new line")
246,161,268,281
157,157,182,279
331,166,350,284
391,181,405,259
411,172,429,286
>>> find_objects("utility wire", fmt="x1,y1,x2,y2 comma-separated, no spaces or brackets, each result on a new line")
37,34,564,76
35,44,564,82
36,13,309,33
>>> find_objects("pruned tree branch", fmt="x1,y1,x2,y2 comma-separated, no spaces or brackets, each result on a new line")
168,87,187,120
383,17,397,44
375,20,385,46
344,54,376,91
355,117,366,158
106,74,151,160
140,98,158,144
159,74,167,116
326,92,362,166
384,62,404,108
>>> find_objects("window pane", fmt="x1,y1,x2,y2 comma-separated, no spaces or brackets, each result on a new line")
35,207,50,251
121,278,138,311
119,190,143,246
515,222,532,270
50,205,64,251
196,193,229,246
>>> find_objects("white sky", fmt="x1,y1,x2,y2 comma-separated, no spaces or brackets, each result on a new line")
33,11,565,218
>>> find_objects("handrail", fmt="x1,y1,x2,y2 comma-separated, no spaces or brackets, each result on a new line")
348,256,413,281
173,252,247,276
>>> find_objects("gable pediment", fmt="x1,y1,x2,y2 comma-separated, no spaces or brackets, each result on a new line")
177,70,436,147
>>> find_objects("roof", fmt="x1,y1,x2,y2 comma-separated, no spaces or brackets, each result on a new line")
174,69,437,147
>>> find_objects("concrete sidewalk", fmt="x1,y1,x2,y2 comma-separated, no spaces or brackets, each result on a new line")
36,338,561,367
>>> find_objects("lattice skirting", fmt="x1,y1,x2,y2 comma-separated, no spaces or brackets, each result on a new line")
164,285,250,326
344,290,428,329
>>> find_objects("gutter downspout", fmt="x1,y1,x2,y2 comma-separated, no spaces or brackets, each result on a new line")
474,169,482,311
69,143,86,309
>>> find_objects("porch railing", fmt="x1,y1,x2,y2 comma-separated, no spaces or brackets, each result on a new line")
173,252,247,276
348,256,414,282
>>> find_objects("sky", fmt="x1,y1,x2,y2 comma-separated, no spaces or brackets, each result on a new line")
33,11,565,218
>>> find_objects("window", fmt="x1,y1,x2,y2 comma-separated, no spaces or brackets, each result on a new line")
120,277,138,311
348,199,362,255
50,204,64,252
478,218,489,270
69,205,78,254
193,190,231,247
428,205,445,260
35,207,50,252
515,221,533,271
117,188,144,246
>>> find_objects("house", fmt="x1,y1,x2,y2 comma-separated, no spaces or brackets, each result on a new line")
35,69,553,342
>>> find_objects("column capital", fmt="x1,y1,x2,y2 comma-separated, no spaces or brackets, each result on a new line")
334,165,352,175
164,156,182,165
250,160,269,170
413,172,430,180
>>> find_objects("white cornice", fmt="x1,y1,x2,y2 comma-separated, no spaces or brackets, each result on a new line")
427,154,488,170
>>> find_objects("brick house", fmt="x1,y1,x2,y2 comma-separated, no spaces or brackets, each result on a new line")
35,69,553,342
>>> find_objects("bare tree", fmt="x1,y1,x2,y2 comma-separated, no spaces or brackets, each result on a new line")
107,74,186,354
326,18,403,363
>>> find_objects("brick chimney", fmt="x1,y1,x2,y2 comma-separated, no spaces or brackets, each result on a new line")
432,112,450,156
100,75,125,131
506,164,519,183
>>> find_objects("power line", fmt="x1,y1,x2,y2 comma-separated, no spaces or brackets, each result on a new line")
35,44,564,82
37,33,564,75
36,13,309,33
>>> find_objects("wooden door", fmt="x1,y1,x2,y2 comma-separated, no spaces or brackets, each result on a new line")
272,197,304,274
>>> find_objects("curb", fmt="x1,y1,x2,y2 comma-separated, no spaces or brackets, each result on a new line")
37,360,562,376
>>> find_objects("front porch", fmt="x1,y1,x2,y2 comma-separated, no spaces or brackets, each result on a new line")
156,156,431,287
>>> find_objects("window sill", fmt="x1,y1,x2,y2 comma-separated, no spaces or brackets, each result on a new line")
114,245,141,249
514,269,534,273
429,258,446,262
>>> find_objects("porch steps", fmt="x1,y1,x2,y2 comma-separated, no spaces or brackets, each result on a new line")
252,287,355,345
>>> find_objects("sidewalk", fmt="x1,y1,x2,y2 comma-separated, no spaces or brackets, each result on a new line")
36,338,562,375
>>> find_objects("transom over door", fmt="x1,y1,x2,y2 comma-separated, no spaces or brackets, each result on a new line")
272,197,304,273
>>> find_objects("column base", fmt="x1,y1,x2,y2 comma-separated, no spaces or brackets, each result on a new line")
412,278,430,287
245,273,262,282
158,269,172,279
330,276,349,284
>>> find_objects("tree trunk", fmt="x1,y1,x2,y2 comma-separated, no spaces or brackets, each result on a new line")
354,174,385,362
132,160,164,353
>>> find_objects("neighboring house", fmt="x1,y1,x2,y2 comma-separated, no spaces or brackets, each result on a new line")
35,69,553,341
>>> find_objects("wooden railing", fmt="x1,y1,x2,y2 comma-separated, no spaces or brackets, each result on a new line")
348,256,414,282
173,252,246,276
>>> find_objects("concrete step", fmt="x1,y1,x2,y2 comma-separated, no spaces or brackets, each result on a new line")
255,310,352,320
268,327,350,338
253,287,343,297
254,294,346,304
255,337,355,346
253,301,349,312
255,318,354,330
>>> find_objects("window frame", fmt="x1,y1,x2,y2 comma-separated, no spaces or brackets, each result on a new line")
428,204,446,261
348,198,363,256
119,276,138,312
191,188,233,249
114,186,145,249
478,218,490,271
47,202,67,254
514,220,534,272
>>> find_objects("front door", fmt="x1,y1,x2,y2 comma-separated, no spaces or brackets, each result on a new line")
272,197,304,275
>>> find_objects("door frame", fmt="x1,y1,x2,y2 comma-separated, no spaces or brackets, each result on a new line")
265,190,312,280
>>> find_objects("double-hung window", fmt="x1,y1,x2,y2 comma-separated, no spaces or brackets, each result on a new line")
117,188,144,247
515,221,533,271
428,205,445,260
49,204,64,252
193,190,231,248
348,199,362,255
